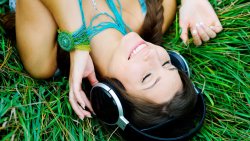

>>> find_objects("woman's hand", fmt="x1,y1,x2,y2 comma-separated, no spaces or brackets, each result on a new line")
40,0,97,119
179,0,223,46
69,50,98,120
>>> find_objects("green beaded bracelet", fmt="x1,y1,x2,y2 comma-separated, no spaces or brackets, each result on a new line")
57,29,90,52
57,31,75,52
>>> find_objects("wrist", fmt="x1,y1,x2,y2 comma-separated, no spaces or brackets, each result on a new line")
57,26,90,52
70,50,89,64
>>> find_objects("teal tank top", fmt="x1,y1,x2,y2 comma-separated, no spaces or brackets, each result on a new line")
76,0,147,42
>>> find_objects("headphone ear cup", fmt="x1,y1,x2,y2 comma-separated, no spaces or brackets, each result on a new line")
101,80,131,119
90,81,120,124
90,80,131,125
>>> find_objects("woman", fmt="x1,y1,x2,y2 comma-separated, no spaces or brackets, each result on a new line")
4,0,222,127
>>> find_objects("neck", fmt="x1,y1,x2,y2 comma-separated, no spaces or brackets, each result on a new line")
90,29,124,77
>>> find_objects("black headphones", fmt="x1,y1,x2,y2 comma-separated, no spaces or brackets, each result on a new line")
90,51,206,141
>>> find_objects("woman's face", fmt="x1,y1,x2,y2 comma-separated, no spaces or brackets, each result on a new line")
107,32,183,104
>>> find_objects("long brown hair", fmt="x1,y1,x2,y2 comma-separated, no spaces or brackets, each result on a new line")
0,12,15,41
140,0,164,45
104,70,197,128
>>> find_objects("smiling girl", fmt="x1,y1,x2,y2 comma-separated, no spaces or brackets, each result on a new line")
2,0,222,127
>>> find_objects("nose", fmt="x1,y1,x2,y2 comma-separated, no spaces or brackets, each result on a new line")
143,52,149,61
143,48,152,61
143,48,162,68
143,48,160,64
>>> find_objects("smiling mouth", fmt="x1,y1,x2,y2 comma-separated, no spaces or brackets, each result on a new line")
128,43,147,60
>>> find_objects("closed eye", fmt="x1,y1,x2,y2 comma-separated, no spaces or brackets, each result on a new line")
163,60,177,70
162,60,170,66
142,73,151,83
142,60,172,83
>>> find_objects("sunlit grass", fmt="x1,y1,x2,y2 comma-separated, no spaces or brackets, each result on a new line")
0,0,249,140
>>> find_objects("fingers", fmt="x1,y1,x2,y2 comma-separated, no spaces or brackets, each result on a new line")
69,92,85,120
191,27,202,46
73,83,94,115
69,89,92,119
77,105,92,118
68,53,95,120
209,25,223,33
196,23,210,42
88,71,98,86
200,22,216,38
81,90,94,113
84,55,98,86
73,82,86,110
180,24,189,45
191,22,221,46
70,75,93,119
210,20,223,33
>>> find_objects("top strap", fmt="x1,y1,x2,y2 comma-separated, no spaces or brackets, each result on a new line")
139,0,147,16
75,0,147,41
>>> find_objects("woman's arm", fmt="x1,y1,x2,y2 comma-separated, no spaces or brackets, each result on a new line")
41,0,98,119
179,0,223,46
40,0,82,31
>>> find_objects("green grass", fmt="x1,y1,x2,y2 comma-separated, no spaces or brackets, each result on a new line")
0,0,249,141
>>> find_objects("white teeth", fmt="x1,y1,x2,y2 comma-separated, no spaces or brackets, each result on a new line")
131,44,146,58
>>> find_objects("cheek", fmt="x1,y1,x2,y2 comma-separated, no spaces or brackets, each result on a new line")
112,62,143,89
120,62,142,82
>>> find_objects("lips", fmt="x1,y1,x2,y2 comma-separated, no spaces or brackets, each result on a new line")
128,42,147,60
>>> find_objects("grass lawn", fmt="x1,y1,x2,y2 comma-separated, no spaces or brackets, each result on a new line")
0,0,249,140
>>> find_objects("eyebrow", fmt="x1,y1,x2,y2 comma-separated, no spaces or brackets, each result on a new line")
143,77,161,90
